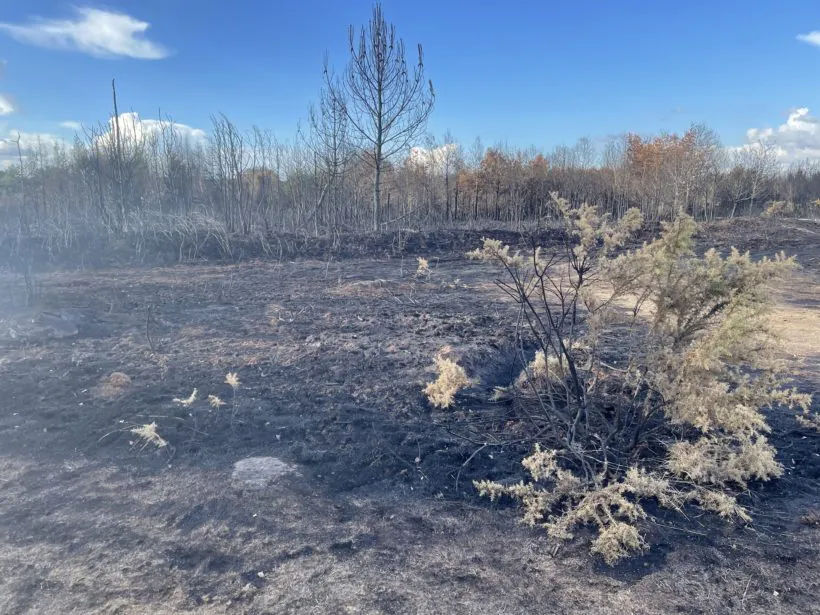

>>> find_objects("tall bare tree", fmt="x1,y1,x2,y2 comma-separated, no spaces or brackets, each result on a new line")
440,130,463,222
330,3,434,230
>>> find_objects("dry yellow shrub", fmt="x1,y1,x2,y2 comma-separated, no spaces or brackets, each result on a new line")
797,412,820,431
515,350,565,392
467,238,526,268
424,348,472,409
469,199,813,564
416,257,430,277
762,200,794,217
591,522,647,565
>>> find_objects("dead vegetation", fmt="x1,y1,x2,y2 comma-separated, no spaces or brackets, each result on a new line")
453,196,815,564
423,346,473,408
0,222,817,613
173,388,198,407
94,371,132,399
130,422,169,449
416,256,431,278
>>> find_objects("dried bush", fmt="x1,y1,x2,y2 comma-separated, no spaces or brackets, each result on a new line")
94,371,132,399
762,200,794,218
464,194,812,564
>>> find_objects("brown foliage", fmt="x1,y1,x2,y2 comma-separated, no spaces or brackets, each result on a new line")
94,371,132,400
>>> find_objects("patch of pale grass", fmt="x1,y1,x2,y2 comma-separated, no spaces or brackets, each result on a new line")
327,279,395,298
108,372,131,388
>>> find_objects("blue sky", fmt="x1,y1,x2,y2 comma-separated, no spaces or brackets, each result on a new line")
0,1,819,159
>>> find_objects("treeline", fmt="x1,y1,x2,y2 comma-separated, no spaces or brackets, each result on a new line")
1,4,819,243
1,113,819,243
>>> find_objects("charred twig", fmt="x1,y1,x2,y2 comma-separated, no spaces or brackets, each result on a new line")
455,442,488,492
146,304,156,351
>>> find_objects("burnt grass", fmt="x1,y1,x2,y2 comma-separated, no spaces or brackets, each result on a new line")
0,223,819,614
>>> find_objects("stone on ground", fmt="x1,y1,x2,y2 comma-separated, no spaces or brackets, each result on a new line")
231,457,299,489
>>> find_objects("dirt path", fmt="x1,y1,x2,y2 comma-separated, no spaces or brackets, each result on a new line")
0,239,818,614
772,268,820,387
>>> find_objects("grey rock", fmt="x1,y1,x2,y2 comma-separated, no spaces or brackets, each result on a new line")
231,457,299,490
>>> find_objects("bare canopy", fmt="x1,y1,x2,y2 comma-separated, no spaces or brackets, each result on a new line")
328,3,435,231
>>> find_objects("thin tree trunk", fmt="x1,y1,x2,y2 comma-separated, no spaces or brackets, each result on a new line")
373,153,381,231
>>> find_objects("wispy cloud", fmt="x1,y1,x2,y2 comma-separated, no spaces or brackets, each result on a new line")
60,121,82,131
0,7,169,59
0,60,10,116
0,94,13,116
797,31,820,47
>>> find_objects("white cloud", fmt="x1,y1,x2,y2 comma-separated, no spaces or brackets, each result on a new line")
0,94,13,116
407,143,460,173
0,130,65,151
96,112,206,147
797,31,820,47
0,129,67,168
734,108,820,163
0,114,204,169
0,7,169,59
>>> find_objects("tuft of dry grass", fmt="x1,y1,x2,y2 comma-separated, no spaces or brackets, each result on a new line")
416,257,431,278
224,372,242,422
172,388,198,407
208,394,226,409
515,350,564,392
225,372,240,390
130,422,168,449
797,411,820,431
424,347,473,409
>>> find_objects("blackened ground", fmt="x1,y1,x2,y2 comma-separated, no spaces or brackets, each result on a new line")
0,222,818,614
